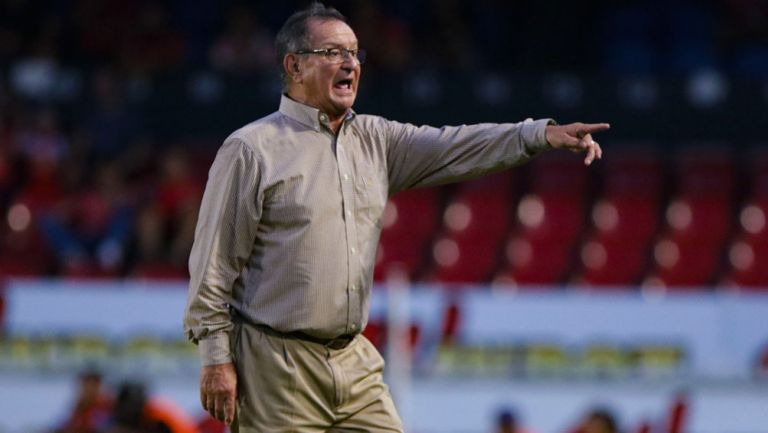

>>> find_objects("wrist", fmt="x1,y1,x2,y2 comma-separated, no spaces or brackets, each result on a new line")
199,333,232,366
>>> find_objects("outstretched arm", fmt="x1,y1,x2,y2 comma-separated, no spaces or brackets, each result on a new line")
380,118,610,194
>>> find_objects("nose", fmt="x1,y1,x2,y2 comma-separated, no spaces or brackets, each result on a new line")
340,58,356,72
340,53,359,67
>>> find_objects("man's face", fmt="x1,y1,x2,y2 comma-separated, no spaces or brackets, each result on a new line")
297,19,361,116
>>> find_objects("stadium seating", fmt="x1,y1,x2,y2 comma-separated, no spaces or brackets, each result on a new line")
427,172,515,283
719,149,768,289
375,187,442,281
573,148,662,287
492,153,589,286
643,147,735,289
0,140,765,291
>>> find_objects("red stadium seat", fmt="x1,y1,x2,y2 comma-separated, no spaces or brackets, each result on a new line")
0,212,53,278
572,148,662,288
600,146,663,198
515,193,585,244
736,198,768,243
428,236,500,283
720,237,768,290
663,196,731,246
747,147,768,197
427,172,516,283
640,146,736,289
675,146,735,199
492,174,586,286
572,198,659,287
494,237,572,286
574,237,648,287
589,197,659,244
375,187,442,281
644,237,721,288
528,151,589,196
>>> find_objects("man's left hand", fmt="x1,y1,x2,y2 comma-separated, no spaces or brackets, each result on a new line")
545,122,610,166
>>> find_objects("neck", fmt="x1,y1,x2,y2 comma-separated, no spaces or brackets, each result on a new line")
286,89,346,133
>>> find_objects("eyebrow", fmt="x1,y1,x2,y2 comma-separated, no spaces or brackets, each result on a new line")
318,40,359,48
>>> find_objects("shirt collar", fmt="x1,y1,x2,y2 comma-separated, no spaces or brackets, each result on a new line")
279,94,356,132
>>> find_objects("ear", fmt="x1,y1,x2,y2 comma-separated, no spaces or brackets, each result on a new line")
283,54,302,82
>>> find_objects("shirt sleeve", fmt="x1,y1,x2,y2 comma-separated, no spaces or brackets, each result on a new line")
382,118,553,194
183,138,262,366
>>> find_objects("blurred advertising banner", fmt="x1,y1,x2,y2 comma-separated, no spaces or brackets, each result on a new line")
1,280,767,382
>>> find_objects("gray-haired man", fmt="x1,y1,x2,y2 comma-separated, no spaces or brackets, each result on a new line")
184,3,608,432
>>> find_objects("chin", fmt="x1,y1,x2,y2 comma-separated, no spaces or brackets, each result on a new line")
332,96,356,113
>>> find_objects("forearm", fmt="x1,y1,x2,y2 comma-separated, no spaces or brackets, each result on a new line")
386,118,552,192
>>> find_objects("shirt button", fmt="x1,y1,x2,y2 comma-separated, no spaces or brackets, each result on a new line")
346,210,352,217
351,247,356,254
350,285,356,291
343,174,350,181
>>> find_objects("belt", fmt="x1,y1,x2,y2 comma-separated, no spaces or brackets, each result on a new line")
253,324,356,350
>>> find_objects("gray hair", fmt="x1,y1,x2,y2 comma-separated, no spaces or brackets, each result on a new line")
275,2,348,91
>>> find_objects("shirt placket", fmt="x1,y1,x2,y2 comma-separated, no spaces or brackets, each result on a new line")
330,121,362,335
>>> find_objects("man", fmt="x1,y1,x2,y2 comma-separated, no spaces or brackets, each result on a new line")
56,368,112,433
183,3,608,432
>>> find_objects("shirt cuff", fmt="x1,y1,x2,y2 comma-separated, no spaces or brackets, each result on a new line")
198,333,232,366
520,118,555,154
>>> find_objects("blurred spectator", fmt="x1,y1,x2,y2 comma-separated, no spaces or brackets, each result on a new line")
347,0,413,73
8,15,63,101
73,0,140,67
132,148,200,276
38,161,134,275
0,285,5,333
209,4,274,75
154,149,201,263
757,343,768,378
0,111,23,211
420,0,474,71
79,69,143,164
0,0,765,281
14,108,68,213
105,381,167,433
0,1,35,66
721,0,768,76
55,368,113,433
18,108,68,172
666,392,688,433
572,408,620,433
105,381,197,433
117,1,184,77
493,407,536,433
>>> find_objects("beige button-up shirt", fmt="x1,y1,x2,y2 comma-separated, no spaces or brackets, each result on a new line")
184,95,552,365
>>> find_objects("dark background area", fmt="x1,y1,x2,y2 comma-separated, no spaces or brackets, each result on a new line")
0,0,766,282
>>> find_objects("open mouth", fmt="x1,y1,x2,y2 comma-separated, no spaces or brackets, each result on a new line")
334,78,354,91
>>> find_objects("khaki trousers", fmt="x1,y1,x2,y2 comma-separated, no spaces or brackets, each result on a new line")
230,321,404,433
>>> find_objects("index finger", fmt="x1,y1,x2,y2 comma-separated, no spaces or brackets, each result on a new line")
578,123,611,135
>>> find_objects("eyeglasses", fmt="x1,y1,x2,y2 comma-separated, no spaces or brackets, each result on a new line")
294,48,367,65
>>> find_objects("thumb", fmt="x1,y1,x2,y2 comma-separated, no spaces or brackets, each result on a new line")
557,133,581,148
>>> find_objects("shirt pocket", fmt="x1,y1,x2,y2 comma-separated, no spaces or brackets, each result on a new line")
354,164,386,227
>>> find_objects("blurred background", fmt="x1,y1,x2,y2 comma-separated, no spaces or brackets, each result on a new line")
0,0,767,432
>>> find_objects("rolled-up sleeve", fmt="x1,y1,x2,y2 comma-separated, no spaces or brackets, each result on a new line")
383,118,552,194
183,138,262,366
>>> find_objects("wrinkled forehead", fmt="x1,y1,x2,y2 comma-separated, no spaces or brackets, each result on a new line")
306,18,358,48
